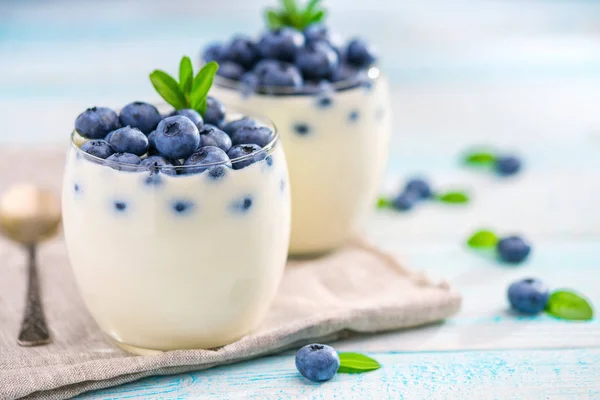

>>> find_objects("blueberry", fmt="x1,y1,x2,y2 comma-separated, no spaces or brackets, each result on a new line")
114,201,127,212
106,152,142,171
258,28,305,62
107,126,149,156
497,236,532,264
217,61,246,80
404,178,432,199
348,110,359,122
295,344,340,382
227,144,267,170
225,35,260,70
495,155,522,176
293,123,311,136
140,155,176,176
295,41,339,80
329,63,364,87
507,278,550,315
155,116,200,160
75,107,120,139
392,191,419,211
172,109,204,129
203,42,227,63
346,38,377,68
204,97,226,127
240,73,260,96
147,130,157,154
80,140,115,159
172,200,195,214
230,126,274,148
198,125,232,152
118,101,162,134
230,195,253,213
317,96,333,108
222,117,260,136
184,146,231,174
304,23,331,43
254,60,303,88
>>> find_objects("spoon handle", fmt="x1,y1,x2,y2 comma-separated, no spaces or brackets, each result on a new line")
17,245,51,346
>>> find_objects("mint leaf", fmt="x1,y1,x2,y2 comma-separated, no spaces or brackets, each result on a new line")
282,0,298,15
308,9,326,24
338,352,381,373
545,290,594,321
304,0,321,18
467,230,498,248
437,191,469,204
190,61,219,115
266,9,283,29
179,56,193,101
376,197,392,209
464,151,496,166
149,70,187,110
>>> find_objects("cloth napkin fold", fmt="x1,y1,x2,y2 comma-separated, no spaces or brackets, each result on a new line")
0,148,461,399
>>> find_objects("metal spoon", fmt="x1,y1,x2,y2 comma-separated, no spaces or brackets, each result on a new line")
0,183,61,346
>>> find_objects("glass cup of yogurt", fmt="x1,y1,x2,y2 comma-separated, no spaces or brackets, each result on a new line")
62,105,290,354
204,19,392,255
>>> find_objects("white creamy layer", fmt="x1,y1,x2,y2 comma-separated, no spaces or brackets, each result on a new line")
212,77,392,254
62,145,290,351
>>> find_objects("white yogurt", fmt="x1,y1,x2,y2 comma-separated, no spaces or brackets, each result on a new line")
212,74,392,254
62,136,290,352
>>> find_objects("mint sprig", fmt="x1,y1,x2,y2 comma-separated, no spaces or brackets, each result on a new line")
436,191,470,204
467,229,498,248
338,352,381,373
266,0,327,31
545,290,594,321
464,151,496,166
149,56,219,116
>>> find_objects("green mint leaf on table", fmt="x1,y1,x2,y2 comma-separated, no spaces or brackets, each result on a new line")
190,61,219,115
377,197,392,209
545,290,594,321
437,191,470,204
467,230,498,248
179,56,193,101
338,353,381,373
265,0,326,31
464,151,496,166
149,70,187,110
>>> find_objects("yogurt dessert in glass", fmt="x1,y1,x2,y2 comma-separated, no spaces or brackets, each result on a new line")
203,0,392,255
62,59,291,353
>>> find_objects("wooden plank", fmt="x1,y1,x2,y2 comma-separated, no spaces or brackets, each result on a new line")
77,348,600,399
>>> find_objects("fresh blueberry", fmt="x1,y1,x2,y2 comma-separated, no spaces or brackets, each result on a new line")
198,125,232,152
107,126,149,156
227,144,267,170
346,38,377,68
225,35,260,70
172,109,204,129
495,155,522,176
204,97,226,127
392,191,419,211
155,116,200,160
140,155,176,176
240,73,260,96
295,344,340,382
230,126,274,148
507,278,550,315
216,61,246,80
184,146,232,174
222,117,260,136
119,102,162,134
106,152,142,171
254,60,303,88
329,63,364,87
75,107,120,139
497,236,532,264
258,28,305,62
147,130,157,154
203,42,227,63
80,140,115,159
296,41,339,80
230,195,253,213
293,123,311,136
404,178,432,199
304,23,330,43
114,201,127,212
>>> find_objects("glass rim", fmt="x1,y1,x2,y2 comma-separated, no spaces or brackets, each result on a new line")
70,108,280,171
212,66,381,96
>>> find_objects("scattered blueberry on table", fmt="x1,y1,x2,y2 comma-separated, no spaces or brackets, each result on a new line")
295,344,382,382
466,229,532,265
507,278,550,315
377,177,470,212
201,0,378,94
463,149,523,177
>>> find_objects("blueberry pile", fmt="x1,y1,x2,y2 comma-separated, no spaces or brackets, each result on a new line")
202,0,377,94
74,100,274,175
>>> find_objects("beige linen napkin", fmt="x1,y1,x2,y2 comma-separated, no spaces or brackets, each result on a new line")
0,148,461,400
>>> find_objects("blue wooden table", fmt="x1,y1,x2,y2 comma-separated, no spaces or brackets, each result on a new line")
2,0,600,398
